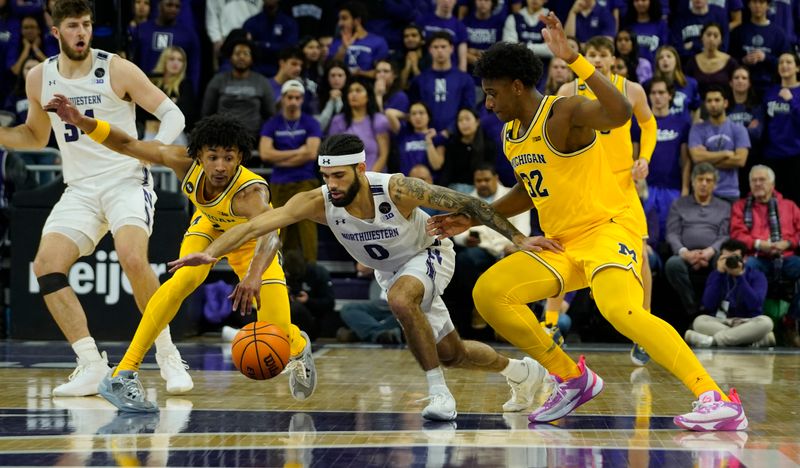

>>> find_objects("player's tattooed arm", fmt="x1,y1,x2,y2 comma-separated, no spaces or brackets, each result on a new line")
390,174,526,244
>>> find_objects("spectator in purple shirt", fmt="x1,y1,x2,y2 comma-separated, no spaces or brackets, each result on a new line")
416,0,469,72
672,0,744,31
243,0,299,78
457,0,521,18
132,0,200,91
565,0,616,45
408,31,476,134
685,238,772,348
767,0,799,48
502,0,551,61
315,60,350,134
731,0,790,94
649,45,700,119
689,85,750,202
3,56,38,125
393,24,431,89
621,0,668,66
0,0,18,104
391,101,446,178
259,79,322,262
762,52,800,204
7,15,46,78
329,79,391,172
463,0,506,82
728,66,764,152
269,47,316,114
328,1,389,80
645,77,691,239
616,28,652,83
670,0,729,60
374,59,409,133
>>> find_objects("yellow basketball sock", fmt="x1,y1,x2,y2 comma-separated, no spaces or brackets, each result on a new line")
591,267,727,400
473,255,580,380
257,283,306,357
544,310,560,326
115,264,212,376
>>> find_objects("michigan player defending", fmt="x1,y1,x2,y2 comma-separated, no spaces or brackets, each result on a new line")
552,35,657,365
46,96,316,412
428,13,747,431
170,134,553,422
0,0,191,396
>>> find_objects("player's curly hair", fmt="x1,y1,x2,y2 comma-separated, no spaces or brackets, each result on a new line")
474,42,543,88
187,114,254,161
318,134,365,162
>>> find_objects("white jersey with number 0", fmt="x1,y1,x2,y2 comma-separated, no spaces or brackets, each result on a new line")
322,172,452,273
41,49,142,185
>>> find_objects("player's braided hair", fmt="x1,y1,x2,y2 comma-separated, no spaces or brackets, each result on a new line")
474,42,543,88
187,115,254,161
318,134,365,162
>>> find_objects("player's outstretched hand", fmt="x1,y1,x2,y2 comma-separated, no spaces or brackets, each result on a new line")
515,236,564,253
540,12,577,62
43,93,82,125
426,212,472,239
168,252,218,273
229,275,261,316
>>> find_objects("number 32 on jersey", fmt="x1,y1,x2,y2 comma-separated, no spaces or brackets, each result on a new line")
520,170,549,198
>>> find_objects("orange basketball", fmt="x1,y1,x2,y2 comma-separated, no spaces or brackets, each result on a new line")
231,322,290,380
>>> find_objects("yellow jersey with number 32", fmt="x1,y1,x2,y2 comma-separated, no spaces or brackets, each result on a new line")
181,160,271,233
574,74,634,185
503,95,628,240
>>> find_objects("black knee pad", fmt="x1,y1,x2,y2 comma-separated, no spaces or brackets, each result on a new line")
37,272,69,295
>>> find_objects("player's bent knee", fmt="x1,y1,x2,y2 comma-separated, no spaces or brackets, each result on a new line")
37,273,70,295
473,273,506,309
116,251,152,275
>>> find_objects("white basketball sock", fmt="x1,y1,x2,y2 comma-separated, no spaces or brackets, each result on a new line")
500,358,528,383
154,325,177,355
72,336,103,362
426,367,448,394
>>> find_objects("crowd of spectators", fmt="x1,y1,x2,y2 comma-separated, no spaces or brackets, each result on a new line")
1,0,799,346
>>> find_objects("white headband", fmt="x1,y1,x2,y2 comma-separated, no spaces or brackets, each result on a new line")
318,150,366,167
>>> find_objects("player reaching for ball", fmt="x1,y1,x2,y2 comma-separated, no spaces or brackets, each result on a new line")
169,133,557,422
45,95,315,412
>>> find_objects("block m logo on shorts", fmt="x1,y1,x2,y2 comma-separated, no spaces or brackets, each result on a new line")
618,242,637,263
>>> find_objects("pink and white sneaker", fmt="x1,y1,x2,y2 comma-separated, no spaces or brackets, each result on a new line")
674,388,748,431
528,355,604,423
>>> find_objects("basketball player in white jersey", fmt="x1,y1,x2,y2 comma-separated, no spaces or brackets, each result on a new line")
170,133,564,421
0,0,191,396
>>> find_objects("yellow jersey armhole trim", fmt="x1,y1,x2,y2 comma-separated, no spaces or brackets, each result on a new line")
196,165,244,208
181,160,198,191
230,179,270,217
184,231,215,243
505,96,549,144
542,97,598,158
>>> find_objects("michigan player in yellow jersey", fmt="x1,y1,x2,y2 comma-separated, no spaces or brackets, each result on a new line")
428,13,747,431
551,35,658,365
45,95,316,412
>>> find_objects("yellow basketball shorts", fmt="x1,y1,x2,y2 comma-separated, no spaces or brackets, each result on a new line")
521,208,644,296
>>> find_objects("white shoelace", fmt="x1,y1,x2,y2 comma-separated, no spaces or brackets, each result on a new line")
119,373,145,401
162,354,189,371
67,362,86,381
542,375,567,405
283,360,308,382
416,393,451,406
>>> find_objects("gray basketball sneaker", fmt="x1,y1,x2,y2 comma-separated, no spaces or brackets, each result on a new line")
98,368,159,413
283,332,317,401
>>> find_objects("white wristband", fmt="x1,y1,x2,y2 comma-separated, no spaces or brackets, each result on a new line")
755,240,761,250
